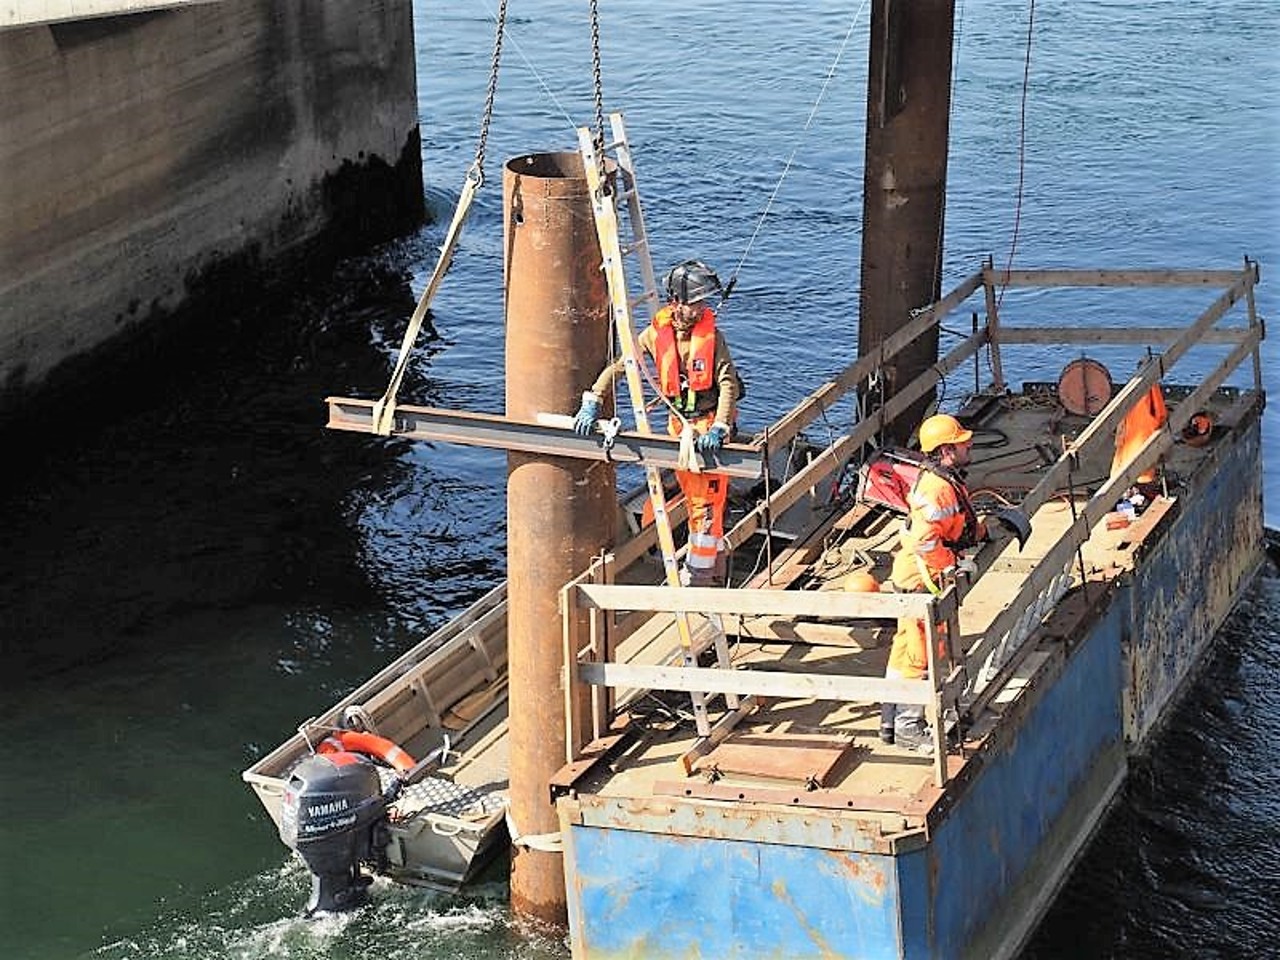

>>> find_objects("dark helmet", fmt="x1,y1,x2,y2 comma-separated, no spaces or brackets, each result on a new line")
663,259,723,305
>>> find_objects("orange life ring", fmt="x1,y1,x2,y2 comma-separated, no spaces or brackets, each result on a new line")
317,730,416,774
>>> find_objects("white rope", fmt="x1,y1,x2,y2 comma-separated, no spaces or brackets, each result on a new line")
677,424,701,473
502,800,563,852
634,355,692,433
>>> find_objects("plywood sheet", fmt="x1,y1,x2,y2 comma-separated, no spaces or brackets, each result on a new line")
692,730,855,786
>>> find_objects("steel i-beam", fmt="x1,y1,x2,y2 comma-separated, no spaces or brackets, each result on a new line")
325,396,764,480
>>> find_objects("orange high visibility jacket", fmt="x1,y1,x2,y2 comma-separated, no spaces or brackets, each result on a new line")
891,467,981,590
652,306,716,412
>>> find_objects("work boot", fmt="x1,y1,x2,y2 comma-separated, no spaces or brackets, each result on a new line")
879,702,898,744
682,565,723,588
893,719,936,756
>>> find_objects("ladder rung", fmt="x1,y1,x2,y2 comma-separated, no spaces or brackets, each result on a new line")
620,237,649,256
664,617,723,664
629,291,658,308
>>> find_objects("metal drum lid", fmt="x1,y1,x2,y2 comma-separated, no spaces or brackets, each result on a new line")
1057,357,1112,416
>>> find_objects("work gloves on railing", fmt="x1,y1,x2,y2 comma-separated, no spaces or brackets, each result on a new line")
575,396,730,455
573,392,602,436
695,422,731,453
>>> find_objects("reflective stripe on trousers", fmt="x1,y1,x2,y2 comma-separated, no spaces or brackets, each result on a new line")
669,412,729,578
679,471,727,574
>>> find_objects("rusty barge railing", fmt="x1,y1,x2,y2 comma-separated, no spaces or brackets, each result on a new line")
960,261,1263,712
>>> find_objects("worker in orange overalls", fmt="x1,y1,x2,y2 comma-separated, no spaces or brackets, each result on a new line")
881,413,987,754
574,260,744,586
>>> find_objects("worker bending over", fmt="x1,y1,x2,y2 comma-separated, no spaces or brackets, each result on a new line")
573,259,744,586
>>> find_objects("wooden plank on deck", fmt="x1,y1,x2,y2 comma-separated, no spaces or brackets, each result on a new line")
692,730,855,786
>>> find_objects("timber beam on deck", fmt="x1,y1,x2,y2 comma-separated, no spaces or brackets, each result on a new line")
325,396,764,480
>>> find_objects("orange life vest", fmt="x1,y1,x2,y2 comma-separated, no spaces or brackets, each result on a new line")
1112,383,1167,484
653,306,716,413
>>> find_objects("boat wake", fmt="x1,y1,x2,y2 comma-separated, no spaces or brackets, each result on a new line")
88,860,567,960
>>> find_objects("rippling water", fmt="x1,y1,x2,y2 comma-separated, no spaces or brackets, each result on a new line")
1,1,1276,958
1025,578,1280,959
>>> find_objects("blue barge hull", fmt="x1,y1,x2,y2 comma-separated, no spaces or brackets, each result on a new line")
556,398,1264,960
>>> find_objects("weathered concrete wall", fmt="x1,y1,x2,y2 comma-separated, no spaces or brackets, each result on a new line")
0,0,423,417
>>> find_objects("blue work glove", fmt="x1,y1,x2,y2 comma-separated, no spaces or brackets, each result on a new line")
573,392,601,436
695,422,730,453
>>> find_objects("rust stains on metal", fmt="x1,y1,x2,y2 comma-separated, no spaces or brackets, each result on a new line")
691,730,856,786
826,853,889,900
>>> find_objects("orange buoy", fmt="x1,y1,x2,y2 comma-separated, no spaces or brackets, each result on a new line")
317,730,416,774
844,570,881,593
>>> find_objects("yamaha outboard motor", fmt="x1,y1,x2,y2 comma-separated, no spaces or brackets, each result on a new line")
280,752,390,914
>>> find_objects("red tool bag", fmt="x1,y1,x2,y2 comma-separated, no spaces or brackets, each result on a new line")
855,448,928,515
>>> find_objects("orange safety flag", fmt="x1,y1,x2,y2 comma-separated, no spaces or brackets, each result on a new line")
1111,383,1167,484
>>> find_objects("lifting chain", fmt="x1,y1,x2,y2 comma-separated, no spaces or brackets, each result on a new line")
471,0,509,186
588,0,607,185
369,1,509,435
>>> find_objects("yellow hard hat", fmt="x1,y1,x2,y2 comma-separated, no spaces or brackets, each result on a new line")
843,570,881,593
918,414,973,454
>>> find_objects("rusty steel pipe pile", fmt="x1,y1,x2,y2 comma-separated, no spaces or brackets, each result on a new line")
501,151,615,926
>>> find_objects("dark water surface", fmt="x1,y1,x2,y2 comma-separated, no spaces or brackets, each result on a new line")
2,1,1277,957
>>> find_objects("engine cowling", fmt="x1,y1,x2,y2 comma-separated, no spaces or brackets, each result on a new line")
280,751,388,914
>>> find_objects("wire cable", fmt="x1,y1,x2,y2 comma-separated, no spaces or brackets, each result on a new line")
931,0,968,295
724,0,870,291
996,0,1037,311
